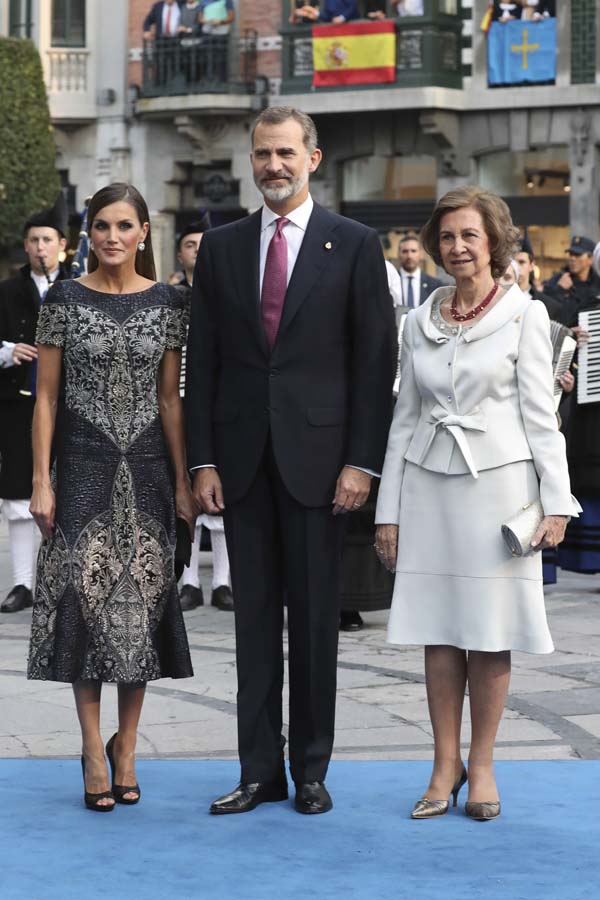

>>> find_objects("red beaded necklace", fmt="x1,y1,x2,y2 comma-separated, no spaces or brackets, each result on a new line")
450,283,499,322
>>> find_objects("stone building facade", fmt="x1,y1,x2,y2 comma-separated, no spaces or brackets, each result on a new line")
3,1,598,278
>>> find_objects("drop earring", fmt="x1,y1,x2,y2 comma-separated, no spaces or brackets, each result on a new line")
89,240,94,251
138,241,146,252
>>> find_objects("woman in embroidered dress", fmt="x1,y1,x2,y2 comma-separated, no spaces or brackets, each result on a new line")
28,184,196,811
374,187,579,820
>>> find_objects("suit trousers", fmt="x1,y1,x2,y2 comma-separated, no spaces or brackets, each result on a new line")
223,436,346,785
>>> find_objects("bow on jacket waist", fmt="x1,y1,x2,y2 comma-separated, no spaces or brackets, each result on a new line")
416,404,487,479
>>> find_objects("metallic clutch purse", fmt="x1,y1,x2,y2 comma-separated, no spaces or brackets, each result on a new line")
501,499,544,557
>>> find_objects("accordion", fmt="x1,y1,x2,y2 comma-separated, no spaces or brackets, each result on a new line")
577,308,600,405
549,320,577,410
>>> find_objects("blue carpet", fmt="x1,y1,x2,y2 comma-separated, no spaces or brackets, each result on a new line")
1,760,598,900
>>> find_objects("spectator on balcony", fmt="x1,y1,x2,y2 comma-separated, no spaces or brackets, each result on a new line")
198,0,235,82
289,1,321,25
321,0,359,24
492,0,555,21
143,0,182,40
198,0,235,34
179,0,201,33
392,0,424,16
364,0,388,19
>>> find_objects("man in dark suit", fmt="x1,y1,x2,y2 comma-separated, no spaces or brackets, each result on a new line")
396,231,443,307
186,106,396,815
0,195,69,613
143,0,182,39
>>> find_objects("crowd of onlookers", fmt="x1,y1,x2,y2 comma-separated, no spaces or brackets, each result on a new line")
491,0,556,23
141,0,428,39
290,1,424,25
143,0,235,42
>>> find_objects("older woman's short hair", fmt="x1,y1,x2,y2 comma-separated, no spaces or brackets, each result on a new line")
421,186,520,279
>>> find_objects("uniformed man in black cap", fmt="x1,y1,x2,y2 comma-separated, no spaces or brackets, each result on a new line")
173,215,235,614
545,235,600,327
0,194,69,613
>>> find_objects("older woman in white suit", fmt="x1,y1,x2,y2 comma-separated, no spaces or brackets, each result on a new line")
375,187,579,821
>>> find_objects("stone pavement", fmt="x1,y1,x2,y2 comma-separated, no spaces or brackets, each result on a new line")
1,518,600,761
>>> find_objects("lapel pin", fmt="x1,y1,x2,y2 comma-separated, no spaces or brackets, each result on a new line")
324,241,332,250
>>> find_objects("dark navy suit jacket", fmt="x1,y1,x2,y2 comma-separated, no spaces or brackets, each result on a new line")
185,203,397,507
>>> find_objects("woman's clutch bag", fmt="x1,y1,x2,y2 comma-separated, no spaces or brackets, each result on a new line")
501,499,544,557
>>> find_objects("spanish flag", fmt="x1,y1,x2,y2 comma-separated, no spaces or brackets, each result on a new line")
312,21,396,88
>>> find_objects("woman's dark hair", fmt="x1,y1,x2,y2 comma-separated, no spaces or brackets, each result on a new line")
87,183,156,280
421,186,520,280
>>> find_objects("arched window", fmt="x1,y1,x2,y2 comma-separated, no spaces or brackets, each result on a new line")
51,0,86,47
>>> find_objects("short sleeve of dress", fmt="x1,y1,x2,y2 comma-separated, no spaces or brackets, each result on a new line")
36,282,68,347
165,285,189,350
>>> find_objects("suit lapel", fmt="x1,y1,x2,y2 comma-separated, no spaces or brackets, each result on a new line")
230,210,268,356
276,204,340,343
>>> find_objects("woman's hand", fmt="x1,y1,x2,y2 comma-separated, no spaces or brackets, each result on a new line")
176,481,198,538
374,524,399,573
531,515,568,551
30,482,56,539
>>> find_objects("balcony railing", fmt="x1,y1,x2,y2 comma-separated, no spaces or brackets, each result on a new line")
45,47,96,120
141,31,257,98
47,47,90,93
280,15,463,94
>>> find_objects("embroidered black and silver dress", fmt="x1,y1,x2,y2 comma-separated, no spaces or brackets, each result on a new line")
27,280,193,683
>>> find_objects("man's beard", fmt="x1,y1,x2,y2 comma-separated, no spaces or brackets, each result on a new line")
256,166,309,203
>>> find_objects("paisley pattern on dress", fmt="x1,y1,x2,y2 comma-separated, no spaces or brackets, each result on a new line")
27,281,193,684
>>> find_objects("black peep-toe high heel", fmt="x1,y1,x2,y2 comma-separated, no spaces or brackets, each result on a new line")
106,733,141,805
81,755,115,812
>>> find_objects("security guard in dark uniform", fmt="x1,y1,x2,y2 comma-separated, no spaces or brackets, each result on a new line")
544,235,600,326
0,195,69,612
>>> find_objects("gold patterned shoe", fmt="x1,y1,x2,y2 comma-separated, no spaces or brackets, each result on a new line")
465,800,501,821
411,766,468,819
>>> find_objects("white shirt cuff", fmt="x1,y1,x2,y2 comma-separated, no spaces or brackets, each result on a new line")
0,342,16,368
347,465,379,478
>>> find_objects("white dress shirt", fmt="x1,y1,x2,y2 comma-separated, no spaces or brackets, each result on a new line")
385,261,402,307
162,1,182,34
0,268,57,368
259,194,314,296
399,267,421,308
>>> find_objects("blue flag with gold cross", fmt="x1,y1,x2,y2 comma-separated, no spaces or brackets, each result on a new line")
488,19,556,86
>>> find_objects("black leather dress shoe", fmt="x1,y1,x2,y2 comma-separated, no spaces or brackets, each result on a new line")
0,585,33,613
339,610,363,632
211,585,234,611
179,584,203,611
210,779,288,815
294,782,333,815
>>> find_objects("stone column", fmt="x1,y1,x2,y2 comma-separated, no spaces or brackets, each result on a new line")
149,212,176,283
568,109,600,238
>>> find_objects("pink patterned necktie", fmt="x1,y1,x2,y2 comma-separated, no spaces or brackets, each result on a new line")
261,216,289,351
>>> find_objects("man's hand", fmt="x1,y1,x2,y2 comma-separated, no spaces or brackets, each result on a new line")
332,466,371,515
531,515,568,551
12,343,37,365
374,524,398,573
557,271,573,291
571,325,589,348
559,370,575,393
193,467,225,515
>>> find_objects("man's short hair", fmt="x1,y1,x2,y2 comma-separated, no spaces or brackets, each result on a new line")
250,106,318,153
399,231,421,246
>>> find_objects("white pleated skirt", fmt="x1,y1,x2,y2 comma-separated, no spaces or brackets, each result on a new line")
387,460,553,654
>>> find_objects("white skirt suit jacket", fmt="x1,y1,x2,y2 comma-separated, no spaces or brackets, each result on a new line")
375,285,580,653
